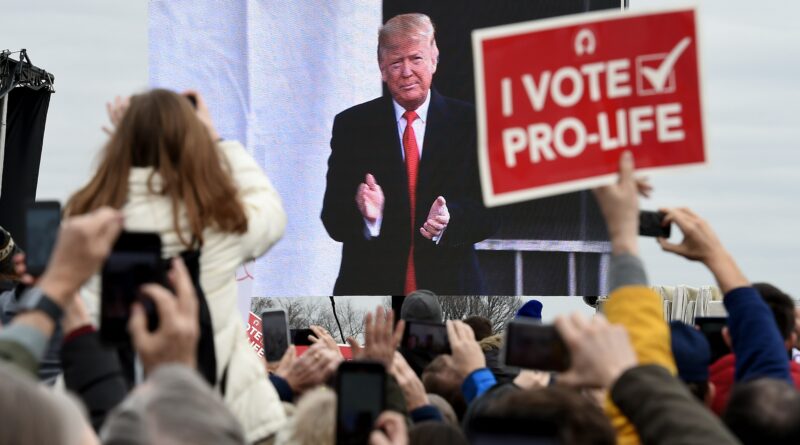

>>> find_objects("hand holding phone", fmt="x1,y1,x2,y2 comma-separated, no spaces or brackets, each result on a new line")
100,232,166,345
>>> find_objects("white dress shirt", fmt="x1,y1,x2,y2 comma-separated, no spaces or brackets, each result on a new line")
364,93,441,243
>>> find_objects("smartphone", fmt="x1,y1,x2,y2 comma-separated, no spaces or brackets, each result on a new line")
336,361,386,445
401,320,451,355
502,319,570,372
291,328,316,346
24,201,61,277
639,210,671,238
100,232,165,345
695,317,730,364
262,309,290,362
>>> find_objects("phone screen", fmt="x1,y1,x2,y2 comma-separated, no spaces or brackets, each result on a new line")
24,202,61,277
262,310,289,362
100,232,164,345
695,317,730,364
336,362,385,445
291,328,315,346
401,321,450,355
639,210,671,238
503,320,570,372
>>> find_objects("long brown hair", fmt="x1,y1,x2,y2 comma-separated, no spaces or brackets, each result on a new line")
66,89,247,246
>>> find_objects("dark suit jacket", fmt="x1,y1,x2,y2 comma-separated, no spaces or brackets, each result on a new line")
321,90,497,295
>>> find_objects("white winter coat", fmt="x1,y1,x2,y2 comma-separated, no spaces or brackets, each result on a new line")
81,140,288,442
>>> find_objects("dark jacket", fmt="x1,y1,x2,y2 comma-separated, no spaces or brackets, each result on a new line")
723,286,792,384
612,365,740,445
321,90,497,295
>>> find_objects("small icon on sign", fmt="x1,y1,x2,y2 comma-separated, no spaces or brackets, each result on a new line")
636,37,692,96
574,28,596,56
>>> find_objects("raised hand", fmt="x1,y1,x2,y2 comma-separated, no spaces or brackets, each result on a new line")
102,95,130,135
347,306,404,368
446,320,485,379
555,312,637,389
657,207,748,293
420,196,449,240
356,173,385,223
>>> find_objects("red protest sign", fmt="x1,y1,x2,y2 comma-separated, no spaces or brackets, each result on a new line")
246,311,353,360
473,7,706,206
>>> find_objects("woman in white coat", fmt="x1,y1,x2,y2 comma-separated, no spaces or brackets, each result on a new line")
66,89,287,442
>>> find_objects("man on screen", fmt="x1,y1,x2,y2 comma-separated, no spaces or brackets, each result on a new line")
322,13,496,295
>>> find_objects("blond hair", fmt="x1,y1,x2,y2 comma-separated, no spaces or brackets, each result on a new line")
378,13,439,64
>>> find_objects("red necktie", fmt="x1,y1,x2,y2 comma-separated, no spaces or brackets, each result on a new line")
403,110,419,295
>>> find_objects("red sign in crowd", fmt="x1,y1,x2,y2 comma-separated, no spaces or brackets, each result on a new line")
473,7,706,206
246,311,352,359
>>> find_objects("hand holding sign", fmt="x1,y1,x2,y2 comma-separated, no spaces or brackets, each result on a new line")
474,7,705,206
356,173,384,223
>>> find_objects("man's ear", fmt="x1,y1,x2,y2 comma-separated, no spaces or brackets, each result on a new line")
722,326,732,350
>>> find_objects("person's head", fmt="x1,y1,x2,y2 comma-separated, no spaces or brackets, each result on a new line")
409,421,468,445
465,387,615,444
723,378,800,445
721,283,797,353
670,321,715,406
426,393,459,427
401,289,442,322
101,365,246,445
421,355,467,419
378,13,439,111
65,89,247,247
753,282,796,351
0,364,97,445
463,316,492,341
275,387,336,445
516,299,543,320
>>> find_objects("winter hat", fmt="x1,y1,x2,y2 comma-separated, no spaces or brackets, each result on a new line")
401,289,443,322
670,321,711,382
516,300,543,320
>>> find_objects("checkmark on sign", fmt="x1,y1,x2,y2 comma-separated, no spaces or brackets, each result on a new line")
636,37,692,95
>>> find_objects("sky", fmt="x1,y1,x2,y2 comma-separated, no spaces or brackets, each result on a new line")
2,1,798,303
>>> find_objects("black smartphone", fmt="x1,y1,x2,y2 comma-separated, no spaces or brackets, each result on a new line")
401,320,451,355
695,317,730,364
336,361,386,445
262,309,290,362
502,319,570,372
100,232,165,345
24,201,61,277
639,210,671,238
291,328,316,346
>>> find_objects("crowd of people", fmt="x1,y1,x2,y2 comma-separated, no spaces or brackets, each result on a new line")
1,11,799,445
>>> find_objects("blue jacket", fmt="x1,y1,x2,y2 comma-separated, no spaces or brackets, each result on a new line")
725,286,791,383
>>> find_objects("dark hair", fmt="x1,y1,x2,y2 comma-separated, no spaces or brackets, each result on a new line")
463,316,492,341
467,387,616,445
753,282,795,341
409,421,468,445
421,355,467,419
723,378,800,445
